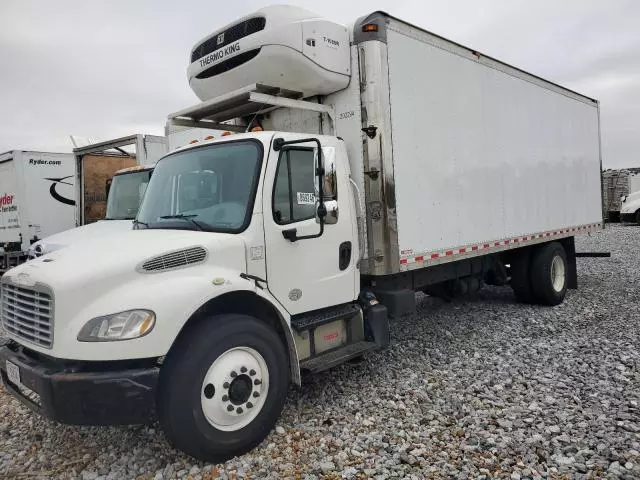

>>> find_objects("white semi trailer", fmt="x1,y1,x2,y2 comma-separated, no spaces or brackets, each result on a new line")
0,5,603,461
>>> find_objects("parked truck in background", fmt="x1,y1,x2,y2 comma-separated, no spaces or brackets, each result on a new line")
28,130,227,259
74,134,166,226
0,151,76,273
0,5,603,462
620,188,640,224
27,135,165,259
27,164,155,259
602,169,640,221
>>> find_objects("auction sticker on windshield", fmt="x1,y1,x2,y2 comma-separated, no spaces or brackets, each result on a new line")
297,192,315,205
6,361,21,386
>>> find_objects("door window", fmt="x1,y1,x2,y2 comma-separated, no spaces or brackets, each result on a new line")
272,148,316,224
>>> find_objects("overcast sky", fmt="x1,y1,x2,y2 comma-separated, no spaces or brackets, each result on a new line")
1,0,638,168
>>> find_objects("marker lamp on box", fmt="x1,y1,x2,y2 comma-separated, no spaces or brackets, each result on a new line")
77,310,155,342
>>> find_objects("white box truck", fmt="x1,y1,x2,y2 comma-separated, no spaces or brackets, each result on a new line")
618,172,640,224
0,151,76,272
0,5,603,461
26,135,166,259
28,130,229,259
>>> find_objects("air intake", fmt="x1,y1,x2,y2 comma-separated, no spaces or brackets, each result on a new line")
140,246,207,272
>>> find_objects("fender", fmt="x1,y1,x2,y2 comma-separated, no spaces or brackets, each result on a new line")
170,278,301,386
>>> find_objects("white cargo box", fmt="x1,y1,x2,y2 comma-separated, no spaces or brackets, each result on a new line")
171,8,603,277
0,150,76,252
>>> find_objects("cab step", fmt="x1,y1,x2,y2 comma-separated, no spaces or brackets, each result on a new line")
299,341,377,373
291,303,360,332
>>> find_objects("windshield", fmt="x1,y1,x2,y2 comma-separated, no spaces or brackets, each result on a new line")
136,140,262,232
105,170,152,220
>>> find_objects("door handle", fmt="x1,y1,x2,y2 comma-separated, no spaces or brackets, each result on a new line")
339,241,352,270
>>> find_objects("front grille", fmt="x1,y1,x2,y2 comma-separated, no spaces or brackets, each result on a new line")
141,246,208,272
191,17,266,63
1,282,53,348
195,49,261,79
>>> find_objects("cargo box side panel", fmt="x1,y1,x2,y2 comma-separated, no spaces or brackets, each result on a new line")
386,27,602,263
139,135,168,166
82,155,137,224
21,152,76,242
0,153,22,245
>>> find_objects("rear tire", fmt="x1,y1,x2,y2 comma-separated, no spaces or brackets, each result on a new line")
511,250,535,303
157,314,289,462
530,242,568,306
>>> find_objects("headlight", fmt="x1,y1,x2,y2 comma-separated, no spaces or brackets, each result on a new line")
77,310,155,342
28,243,45,259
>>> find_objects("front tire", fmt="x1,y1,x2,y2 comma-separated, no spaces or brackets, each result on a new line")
530,242,568,306
157,314,290,461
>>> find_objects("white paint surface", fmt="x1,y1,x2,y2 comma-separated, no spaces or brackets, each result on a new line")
386,28,602,255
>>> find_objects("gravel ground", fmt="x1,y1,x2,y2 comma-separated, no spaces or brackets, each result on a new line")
1,224,639,479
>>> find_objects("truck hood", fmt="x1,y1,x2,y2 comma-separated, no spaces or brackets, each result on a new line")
28,220,133,257
11,229,247,290
2,229,249,360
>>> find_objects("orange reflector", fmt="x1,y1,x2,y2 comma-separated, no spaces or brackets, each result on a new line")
204,135,215,140
189,139,198,144
221,131,233,136
362,23,379,32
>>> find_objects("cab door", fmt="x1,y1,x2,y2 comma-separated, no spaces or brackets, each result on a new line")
262,134,358,315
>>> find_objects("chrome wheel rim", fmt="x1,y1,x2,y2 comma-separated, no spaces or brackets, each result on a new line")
550,255,566,293
200,346,269,431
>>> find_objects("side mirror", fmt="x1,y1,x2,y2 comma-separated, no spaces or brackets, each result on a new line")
316,200,338,225
315,146,338,225
105,179,112,198
274,137,335,241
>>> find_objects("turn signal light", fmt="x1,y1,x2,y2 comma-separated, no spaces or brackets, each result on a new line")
362,23,379,32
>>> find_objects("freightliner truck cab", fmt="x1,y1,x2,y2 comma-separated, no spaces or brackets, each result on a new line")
0,3,592,462
0,6,383,461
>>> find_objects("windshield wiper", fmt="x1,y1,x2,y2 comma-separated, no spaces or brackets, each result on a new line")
132,219,149,228
159,214,206,231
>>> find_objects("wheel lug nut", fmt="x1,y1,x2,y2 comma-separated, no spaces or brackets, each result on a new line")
254,379,262,385
230,371,237,378
240,366,247,373
249,369,256,376
222,395,229,402
223,382,230,389
203,383,215,399
253,391,260,398
236,407,243,414
247,402,253,408
227,405,234,412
